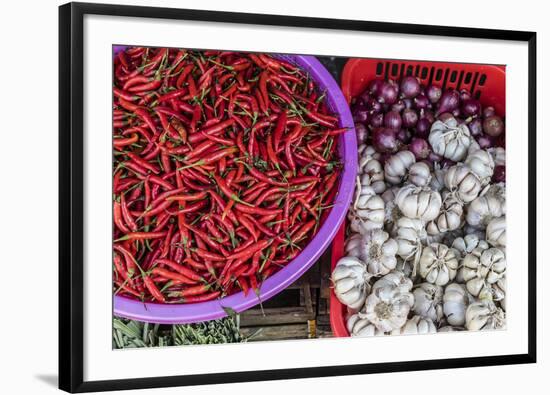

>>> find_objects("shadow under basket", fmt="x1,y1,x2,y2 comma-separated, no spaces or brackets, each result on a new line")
330,57,506,337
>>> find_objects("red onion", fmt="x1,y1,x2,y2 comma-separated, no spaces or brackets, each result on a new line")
414,94,430,110
391,100,406,113
436,90,460,115
441,158,456,168
402,108,418,128
370,113,384,128
403,98,413,109
368,79,384,96
459,89,471,102
378,81,399,104
400,76,421,98
462,99,481,117
477,134,494,149
415,118,431,139
468,118,483,137
421,110,435,123
428,151,443,163
366,97,382,113
409,137,430,159
452,108,461,117
426,85,442,103
355,123,368,144
397,128,412,144
483,106,496,118
352,103,369,123
384,111,402,130
493,165,505,183
372,128,399,153
483,115,504,137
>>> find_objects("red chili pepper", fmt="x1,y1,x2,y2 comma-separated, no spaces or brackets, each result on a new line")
143,276,166,302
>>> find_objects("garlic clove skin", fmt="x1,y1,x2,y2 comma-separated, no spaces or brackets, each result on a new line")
428,118,471,161
419,243,459,286
346,313,386,337
486,216,506,248
465,300,506,331
360,229,398,276
392,315,437,335
412,282,444,322
332,257,370,310
465,149,495,185
408,162,432,187
443,283,471,326
384,150,416,185
444,164,482,204
395,184,442,222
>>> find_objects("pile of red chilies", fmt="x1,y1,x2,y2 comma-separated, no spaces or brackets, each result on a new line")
113,47,343,303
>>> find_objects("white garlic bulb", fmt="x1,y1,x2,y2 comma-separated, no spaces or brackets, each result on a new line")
486,216,506,247
395,184,442,221
487,147,506,167
372,270,414,295
392,315,437,335
412,283,444,322
430,164,447,192
396,258,413,278
419,243,459,286
461,247,506,299
346,314,385,337
364,272,414,332
428,117,471,161
465,300,506,331
344,233,362,258
385,150,416,184
465,149,495,185
452,234,487,256
466,196,505,228
444,164,482,203
332,257,370,309
395,217,426,264
408,162,432,187
426,192,463,235
443,283,470,326
491,278,506,311
359,229,398,276
381,187,401,235
358,147,386,193
351,184,385,234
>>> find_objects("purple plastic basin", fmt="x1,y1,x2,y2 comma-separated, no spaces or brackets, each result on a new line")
113,46,357,323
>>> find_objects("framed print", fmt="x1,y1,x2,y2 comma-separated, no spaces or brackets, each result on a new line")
59,2,537,393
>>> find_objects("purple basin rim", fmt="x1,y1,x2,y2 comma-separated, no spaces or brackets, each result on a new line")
113,46,358,323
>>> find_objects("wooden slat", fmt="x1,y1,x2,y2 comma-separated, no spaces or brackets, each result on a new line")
241,324,309,341
240,306,316,326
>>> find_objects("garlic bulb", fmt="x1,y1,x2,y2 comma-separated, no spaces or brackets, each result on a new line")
396,258,413,278
332,257,370,309
408,162,432,187
465,300,506,331
346,314,385,337
491,278,506,310
412,283,444,322
395,217,426,264
395,184,442,221
426,192,463,235
443,283,470,326
359,229,398,276
428,117,471,161
344,233,362,258
419,243,459,286
372,270,414,294
351,184,385,234
465,149,495,185
385,150,416,184
451,234,485,256
461,247,506,299
444,164,482,203
466,196,505,229
429,164,447,192
365,272,414,332
358,159,386,193
487,147,506,167
391,315,437,335
381,187,401,235
486,216,506,247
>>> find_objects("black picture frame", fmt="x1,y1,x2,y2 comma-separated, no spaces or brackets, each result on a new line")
59,2,537,393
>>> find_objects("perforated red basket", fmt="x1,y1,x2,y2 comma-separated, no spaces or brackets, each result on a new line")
330,58,506,337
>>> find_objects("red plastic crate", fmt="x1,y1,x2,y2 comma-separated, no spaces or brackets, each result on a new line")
330,58,506,337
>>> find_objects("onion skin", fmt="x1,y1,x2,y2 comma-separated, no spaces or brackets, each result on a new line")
415,118,431,139
355,123,368,144
437,90,460,115
392,100,406,113
459,89,471,102
409,137,431,160
421,110,435,123
493,165,505,183
428,151,443,163
368,79,384,96
400,76,421,98
426,85,442,103
438,112,455,123
483,115,504,137
372,128,399,153
366,97,382,113
402,108,419,128
414,94,430,110
352,103,369,123
384,111,402,130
